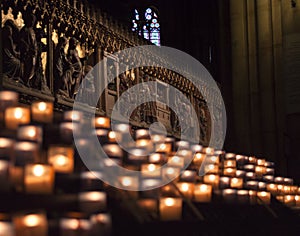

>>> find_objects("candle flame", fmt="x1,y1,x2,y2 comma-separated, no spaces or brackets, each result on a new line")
38,102,47,111
32,165,45,177
24,214,40,227
164,198,175,207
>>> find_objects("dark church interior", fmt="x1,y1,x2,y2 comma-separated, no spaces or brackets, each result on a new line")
0,0,300,235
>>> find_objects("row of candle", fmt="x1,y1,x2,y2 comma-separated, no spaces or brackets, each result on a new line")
0,212,111,236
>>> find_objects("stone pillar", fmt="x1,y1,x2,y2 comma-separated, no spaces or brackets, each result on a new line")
229,0,252,153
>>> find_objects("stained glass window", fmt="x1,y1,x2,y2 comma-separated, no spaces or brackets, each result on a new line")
132,8,161,46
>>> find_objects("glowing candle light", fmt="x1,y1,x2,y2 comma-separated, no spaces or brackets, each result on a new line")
176,182,194,199
204,174,220,188
149,153,165,163
159,198,182,221
14,213,47,236
90,213,112,235
141,164,161,178
64,111,83,123
162,166,180,181
31,101,53,123
220,176,231,189
17,125,42,143
24,164,54,194
5,107,30,129
224,160,236,168
0,221,14,236
237,190,250,204
60,218,91,235
257,191,271,204
180,170,197,182
0,137,14,161
168,156,184,168
230,178,243,189
193,152,205,166
48,146,74,173
79,191,107,213
194,184,212,202
223,168,236,177
222,189,237,203
0,91,18,112
14,141,39,166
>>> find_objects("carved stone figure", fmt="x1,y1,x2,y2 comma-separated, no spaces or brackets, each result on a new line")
68,37,83,98
19,13,38,86
32,27,51,93
54,36,72,97
2,23,22,81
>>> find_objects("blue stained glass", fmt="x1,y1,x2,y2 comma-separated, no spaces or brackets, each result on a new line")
146,8,152,13
146,14,152,20
151,23,155,27
153,19,157,23
155,23,160,28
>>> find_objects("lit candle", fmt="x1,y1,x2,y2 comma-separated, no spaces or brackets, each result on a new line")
162,166,180,181
79,191,107,213
118,176,139,190
194,184,212,202
266,168,274,175
225,153,235,159
266,183,277,194
126,147,147,164
203,174,220,188
0,221,14,236
108,131,122,143
0,91,18,112
60,122,82,143
138,199,158,214
236,170,246,178
155,142,172,153
249,190,257,204
177,150,193,165
159,198,182,221
284,178,293,185
193,153,205,166
219,176,230,189
237,190,249,204
258,182,267,190
275,177,284,184
255,166,267,176
5,107,30,129
295,195,300,207
257,191,271,204
257,159,266,166
14,142,39,166
0,137,14,161
17,125,43,143
64,111,83,123
160,184,178,197
283,195,295,207
230,178,243,189
191,144,203,153
236,155,247,166
135,129,150,139
224,160,236,168
248,156,257,164
80,171,103,191
244,164,255,172
151,134,166,144
141,164,161,178
90,213,112,235
176,182,194,199
14,213,47,236
202,147,214,155
205,155,220,165
60,218,91,235
175,141,190,150
103,144,123,159
168,156,184,168
0,160,10,192
24,164,54,194
180,170,197,182
31,101,53,123
245,172,256,180
222,189,237,203
223,168,236,177
136,139,154,152
93,116,110,129
204,164,219,174
263,175,274,183
149,153,165,164
246,181,259,190
48,146,74,173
